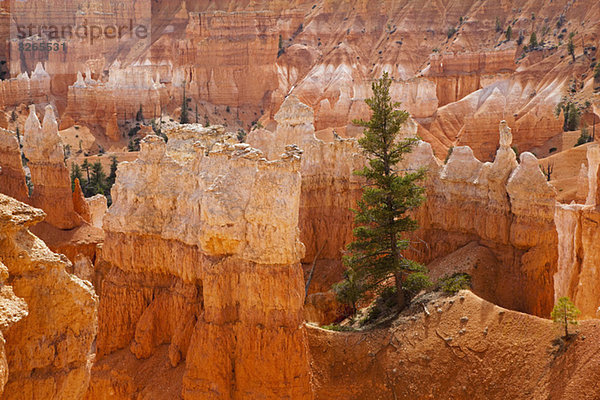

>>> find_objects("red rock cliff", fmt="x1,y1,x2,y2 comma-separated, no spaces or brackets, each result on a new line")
91,128,312,399
0,194,97,399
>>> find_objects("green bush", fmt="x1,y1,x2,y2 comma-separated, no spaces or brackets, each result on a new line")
128,126,141,137
444,146,454,164
575,126,592,146
360,286,397,326
321,324,355,332
403,272,433,297
447,27,457,39
438,273,472,294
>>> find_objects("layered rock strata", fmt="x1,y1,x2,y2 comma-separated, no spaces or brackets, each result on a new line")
0,128,28,203
61,67,169,140
22,105,84,229
554,144,600,318
94,130,312,399
0,63,50,108
0,194,97,399
402,121,558,316
249,95,364,264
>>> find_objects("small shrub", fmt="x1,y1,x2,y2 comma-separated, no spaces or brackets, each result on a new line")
511,146,519,157
549,147,557,153
128,126,141,137
237,129,247,143
438,273,472,294
321,324,355,332
444,146,454,163
127,138,141,152
551,297,581,338
136,104,144,122
403,272,432,298
517,30,525,46
575,126,592,146
447,27,457,39
529,32,538,49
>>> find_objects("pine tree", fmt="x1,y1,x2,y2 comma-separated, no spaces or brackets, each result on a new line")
529,32,538,49
70,163,83,191
551,297,581,338
567,36,575,62
81,159,91,185
335,72,429,312
136,104,144,122
89,161,107,195
107,156,118,187
180,83,189,124
506,25,512,41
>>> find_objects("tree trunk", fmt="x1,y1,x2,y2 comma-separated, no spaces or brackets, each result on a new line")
394,272,406,310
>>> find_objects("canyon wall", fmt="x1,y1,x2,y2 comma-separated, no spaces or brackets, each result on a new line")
91,128,312,399
22,104,84,229
402,121,557,316
0,128,28,203
0,63,51,109
0,194,97,398
61,67,169,140
554,145,600,318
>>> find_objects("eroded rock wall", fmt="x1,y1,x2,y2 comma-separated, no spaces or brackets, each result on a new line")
0,194,97,399
0,64,51,109
93,129,312,399
22,104,84,229
0,128,28,203
554,144,600,318
403,122,557,316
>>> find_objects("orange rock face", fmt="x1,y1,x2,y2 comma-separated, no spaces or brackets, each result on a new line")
0,64,50,109
554,145,600,318
61,68,169,140
0,128,28,203
0,194,97,399
22,105,84,229
402,122,558,317
92,129,312,399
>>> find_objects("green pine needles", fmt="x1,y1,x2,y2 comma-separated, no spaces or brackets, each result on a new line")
551,297,581,338
334,72,429,315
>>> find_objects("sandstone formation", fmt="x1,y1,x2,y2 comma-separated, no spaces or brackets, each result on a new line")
554,144,600,318
404,121,557,317
248,96,364,323
249,95,364,263
85,195,108,229
0,128,28,203
0,194,97,398
61,66,169,140
22,105,83,229
93,129,312,399
309,290,600,400
4,0,584,159
0,64,50,109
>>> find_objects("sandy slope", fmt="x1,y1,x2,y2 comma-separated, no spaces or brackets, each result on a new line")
308,291,600,400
